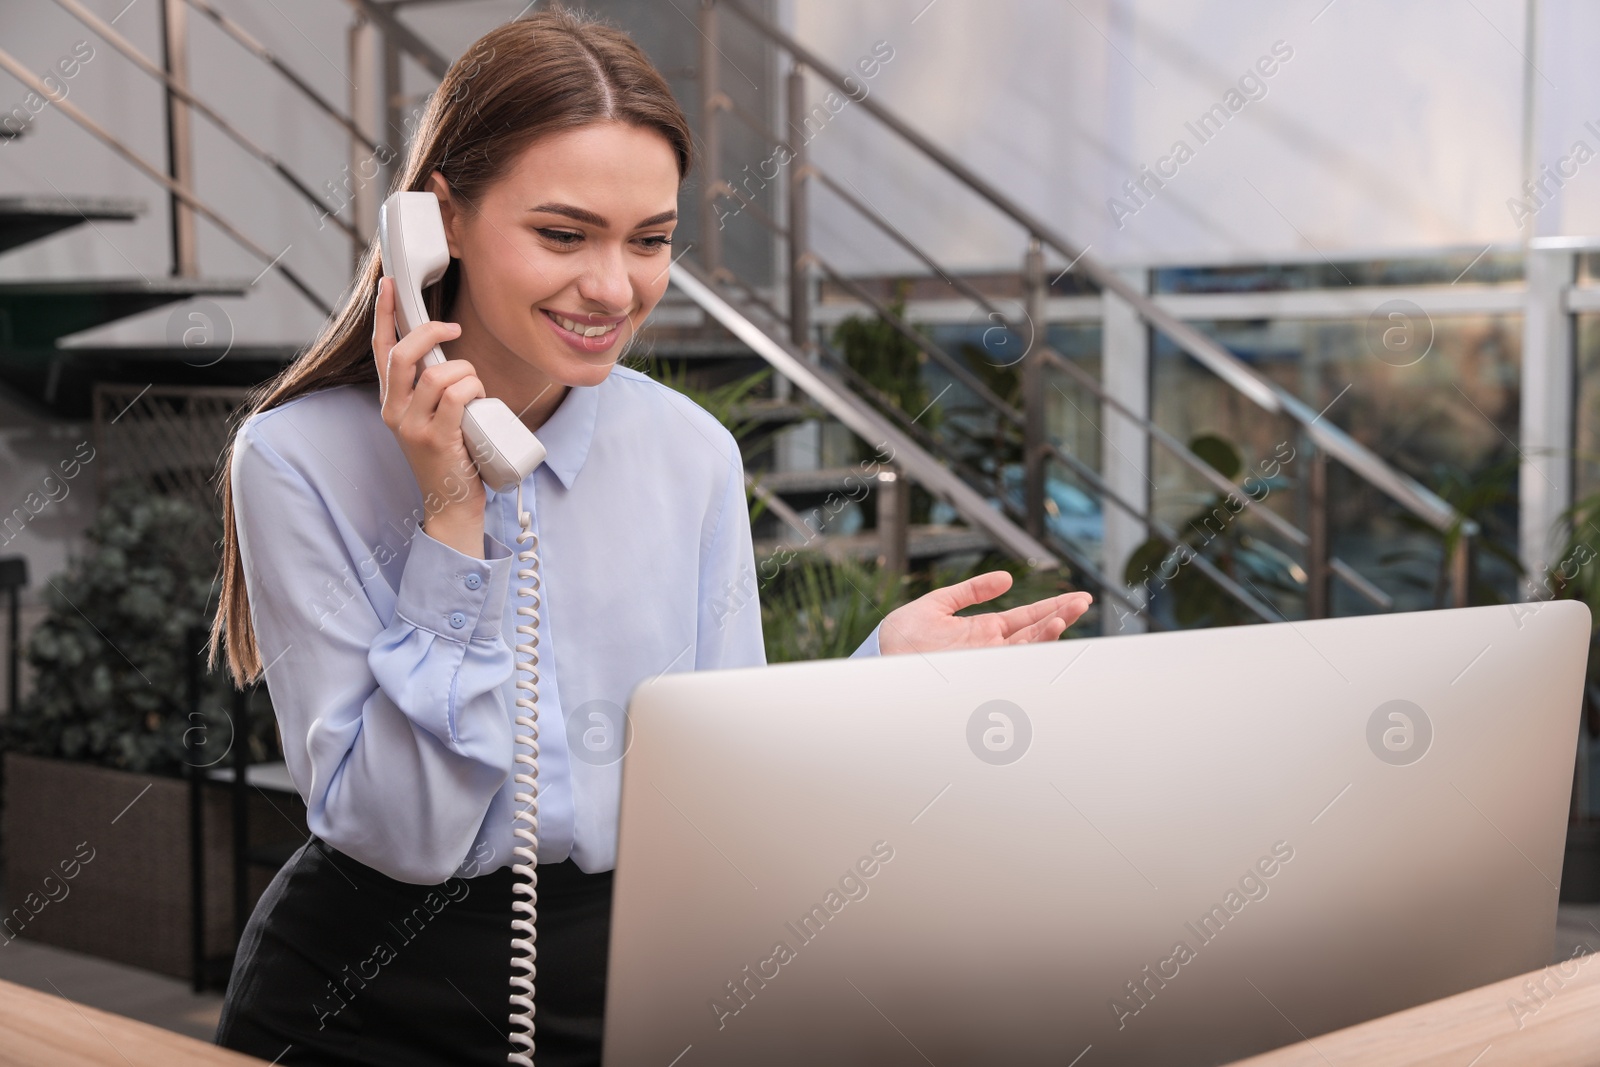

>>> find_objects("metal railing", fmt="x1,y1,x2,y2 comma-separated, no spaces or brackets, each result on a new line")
16,0,1477,625
695,0,1477,626
20,0,469,317
673,260,1063,569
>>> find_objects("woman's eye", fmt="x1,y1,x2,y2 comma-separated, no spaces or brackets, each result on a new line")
636,235,673,250
536,228,582,246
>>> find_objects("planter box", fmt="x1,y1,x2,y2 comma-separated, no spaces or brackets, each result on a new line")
0,752,308,981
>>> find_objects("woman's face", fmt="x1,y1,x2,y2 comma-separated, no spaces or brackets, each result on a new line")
429,120,680,386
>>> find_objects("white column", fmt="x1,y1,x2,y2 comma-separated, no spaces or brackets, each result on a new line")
1101,267,1151,635
1519,240,1577,584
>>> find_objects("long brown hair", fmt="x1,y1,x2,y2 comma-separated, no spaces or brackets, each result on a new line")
209,6,694,685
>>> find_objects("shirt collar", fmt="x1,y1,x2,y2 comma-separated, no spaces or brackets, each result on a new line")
488,382,598,494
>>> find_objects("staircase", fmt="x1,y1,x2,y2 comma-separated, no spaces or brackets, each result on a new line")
680,0,1475,633
0,196,289,419
0,0,1476,635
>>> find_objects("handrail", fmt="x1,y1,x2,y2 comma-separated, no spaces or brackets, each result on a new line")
720,93,784,152
670,258,1063,570
728,268,1165,625
1037,431,1278,622
807,155,1385,598
49,0,358,242
819,260,1392,611
713,180,789,253
342,0,451,78
746,473,818,541
800,330,1165,627
0,43,331,314
715,0,1472,541
741,287,1178,623
720,143,1382,617
798,323,1276,622
810,167,1000,306
716,62,1401,614
807,170,1393,609
812,258,1023,422
1034,350,1392,609
25,0,481,321
184,0,379,153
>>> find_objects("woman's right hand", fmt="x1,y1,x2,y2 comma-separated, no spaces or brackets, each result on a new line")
372,275,488,558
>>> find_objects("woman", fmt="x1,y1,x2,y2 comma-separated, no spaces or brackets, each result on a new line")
209,8,1092,1066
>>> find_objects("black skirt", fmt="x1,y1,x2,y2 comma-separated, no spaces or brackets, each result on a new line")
214,835,613,1066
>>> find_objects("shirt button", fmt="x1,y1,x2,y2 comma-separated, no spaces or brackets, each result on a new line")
464,573,482,590
448,611,467,629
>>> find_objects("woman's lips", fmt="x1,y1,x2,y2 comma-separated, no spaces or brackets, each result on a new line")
540,308,623,353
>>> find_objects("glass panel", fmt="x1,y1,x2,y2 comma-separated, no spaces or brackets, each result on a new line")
920,321,1105,568
1153,253,1522,294
1041,324,1105,573
1150,314,1521,622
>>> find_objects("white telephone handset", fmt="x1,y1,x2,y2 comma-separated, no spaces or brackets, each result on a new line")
378,190,547,491
378,189,546,1066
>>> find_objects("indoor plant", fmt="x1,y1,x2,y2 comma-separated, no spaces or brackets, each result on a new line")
1,481,288,979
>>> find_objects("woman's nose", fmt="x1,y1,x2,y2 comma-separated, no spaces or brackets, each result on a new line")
577,244,633,311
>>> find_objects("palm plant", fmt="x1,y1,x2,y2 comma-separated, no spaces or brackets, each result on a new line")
759,550,907,663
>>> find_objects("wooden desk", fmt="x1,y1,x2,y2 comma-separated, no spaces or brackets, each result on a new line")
5,957,1598,1066
1226,954,1600,1066
0,978,268,1066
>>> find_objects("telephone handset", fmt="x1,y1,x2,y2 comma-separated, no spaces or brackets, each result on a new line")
378,190,547,492
378,189,545,1066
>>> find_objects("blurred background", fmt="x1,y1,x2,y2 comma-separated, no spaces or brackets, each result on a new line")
1,0,1598,1046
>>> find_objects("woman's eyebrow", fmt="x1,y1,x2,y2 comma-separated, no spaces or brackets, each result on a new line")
526,203,678,228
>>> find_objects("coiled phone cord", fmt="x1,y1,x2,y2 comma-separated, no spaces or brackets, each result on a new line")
508,482,540,1065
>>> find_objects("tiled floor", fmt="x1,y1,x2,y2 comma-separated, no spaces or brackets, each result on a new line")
2,903,1599,1047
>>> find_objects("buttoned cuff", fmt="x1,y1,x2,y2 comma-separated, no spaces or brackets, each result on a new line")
850,622,883,658
394,527,514,642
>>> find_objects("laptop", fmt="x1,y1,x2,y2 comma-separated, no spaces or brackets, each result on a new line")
602,600,1590,1066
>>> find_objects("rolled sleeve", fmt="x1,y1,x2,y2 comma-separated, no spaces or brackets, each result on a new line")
850,622,883,658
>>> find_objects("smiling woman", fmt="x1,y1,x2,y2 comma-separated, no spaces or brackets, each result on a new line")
204,5,1088,1066
206,9,703,1066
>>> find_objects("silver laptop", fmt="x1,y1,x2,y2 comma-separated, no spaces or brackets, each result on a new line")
602,600,1590,1066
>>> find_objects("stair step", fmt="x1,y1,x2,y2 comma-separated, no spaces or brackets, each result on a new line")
752,524,993,563
0,341,297,420
752,465,882,495
0,276,252,348
629,336,758,358
0,196,144,255
52,342,301,362
730,398,824,427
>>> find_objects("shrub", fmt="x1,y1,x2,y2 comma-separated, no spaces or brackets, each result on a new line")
3,482,268,776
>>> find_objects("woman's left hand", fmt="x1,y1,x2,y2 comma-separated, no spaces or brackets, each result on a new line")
878,571,1093,656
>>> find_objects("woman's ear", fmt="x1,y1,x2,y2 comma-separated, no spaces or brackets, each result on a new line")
425,170,462,259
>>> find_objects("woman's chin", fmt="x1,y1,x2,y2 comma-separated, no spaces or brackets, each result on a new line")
565,350,627,379
513,338,627,384
557,335,637,376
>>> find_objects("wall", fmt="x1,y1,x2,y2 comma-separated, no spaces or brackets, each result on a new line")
788,0,1600,273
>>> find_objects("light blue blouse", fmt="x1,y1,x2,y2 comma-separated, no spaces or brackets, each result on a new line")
230,366,882,884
